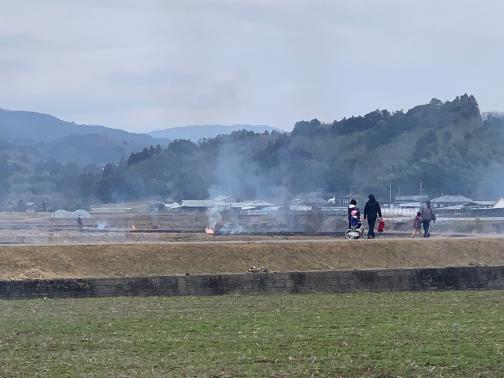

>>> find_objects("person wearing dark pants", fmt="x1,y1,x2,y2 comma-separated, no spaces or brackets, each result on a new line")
364,194,382,239
420,200,436,237
367,217,377,237
422,219,431,238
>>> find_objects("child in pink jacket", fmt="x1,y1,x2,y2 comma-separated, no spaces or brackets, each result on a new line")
411,211,422,238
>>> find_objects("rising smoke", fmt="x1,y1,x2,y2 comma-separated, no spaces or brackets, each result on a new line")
205,138,292,233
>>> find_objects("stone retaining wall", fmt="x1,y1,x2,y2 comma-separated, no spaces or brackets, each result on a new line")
1,265,504,299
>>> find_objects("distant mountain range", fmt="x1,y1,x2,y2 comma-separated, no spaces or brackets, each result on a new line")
0,108,277,164
0,108,167,164
149,124,280,141
0,108,155,145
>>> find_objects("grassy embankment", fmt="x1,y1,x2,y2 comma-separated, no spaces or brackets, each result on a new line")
2,237,504,280
1,290,503,377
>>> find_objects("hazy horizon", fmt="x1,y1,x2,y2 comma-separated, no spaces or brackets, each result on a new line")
1,0,504,132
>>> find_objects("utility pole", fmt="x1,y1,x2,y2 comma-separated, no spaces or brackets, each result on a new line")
419,181,424,195
389,183,392,208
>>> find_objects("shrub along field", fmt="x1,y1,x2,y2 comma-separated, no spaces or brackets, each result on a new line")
1,290,503,377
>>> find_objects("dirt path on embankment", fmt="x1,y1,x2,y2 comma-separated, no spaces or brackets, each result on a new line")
0,237,503,280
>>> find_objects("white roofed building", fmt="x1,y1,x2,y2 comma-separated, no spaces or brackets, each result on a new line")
430,195,474,208
494,198,504,209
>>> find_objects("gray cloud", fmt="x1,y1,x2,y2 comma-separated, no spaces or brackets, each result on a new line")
1,0,504,132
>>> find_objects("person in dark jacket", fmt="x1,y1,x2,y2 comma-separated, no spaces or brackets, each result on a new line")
364,194,382,238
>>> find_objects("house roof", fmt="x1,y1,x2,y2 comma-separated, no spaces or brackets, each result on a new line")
437,204,466,210
494,198,504,209
431,195,473,204
179,199,276,210
395,195,430,202
398,202,423,208
473,200,496,207
180,200,215,208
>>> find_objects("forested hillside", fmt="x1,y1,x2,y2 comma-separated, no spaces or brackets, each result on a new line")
1,94,503,210
96,94,504,203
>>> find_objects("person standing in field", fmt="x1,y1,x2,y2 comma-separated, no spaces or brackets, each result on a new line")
364,194,382,239
411,211,423,238
420,200,436,237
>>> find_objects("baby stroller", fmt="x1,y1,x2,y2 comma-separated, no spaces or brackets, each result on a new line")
344,223,368,240
345,208,367,240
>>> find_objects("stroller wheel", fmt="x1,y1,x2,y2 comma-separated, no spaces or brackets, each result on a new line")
361,229,368,239
345,228,360,240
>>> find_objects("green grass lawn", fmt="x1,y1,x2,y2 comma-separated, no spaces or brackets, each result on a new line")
1,291,503,377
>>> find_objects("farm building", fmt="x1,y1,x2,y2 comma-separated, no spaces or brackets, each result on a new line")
430,195,474,208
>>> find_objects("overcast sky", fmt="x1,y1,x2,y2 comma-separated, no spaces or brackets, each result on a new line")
1,0,503,132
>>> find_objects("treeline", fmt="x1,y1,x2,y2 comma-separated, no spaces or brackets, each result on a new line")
1,94,504,210
100,94,502,202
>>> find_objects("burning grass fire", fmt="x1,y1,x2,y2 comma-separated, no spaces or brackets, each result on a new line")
204,226,216,235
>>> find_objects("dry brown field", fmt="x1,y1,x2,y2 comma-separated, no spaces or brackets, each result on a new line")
0,237,503,280
1,211,503,281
